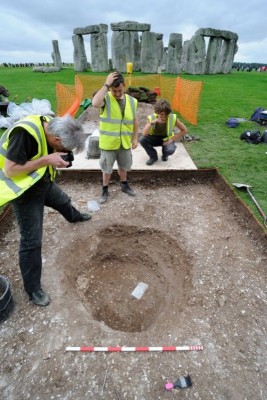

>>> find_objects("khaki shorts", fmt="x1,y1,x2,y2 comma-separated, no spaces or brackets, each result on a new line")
99,148,132,174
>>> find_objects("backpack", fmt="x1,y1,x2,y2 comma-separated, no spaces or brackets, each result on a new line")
250,107,265,122
258,110,267,125
226,117,239,128
240,130,262,144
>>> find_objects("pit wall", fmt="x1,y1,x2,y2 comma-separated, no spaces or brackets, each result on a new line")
56,75,203,125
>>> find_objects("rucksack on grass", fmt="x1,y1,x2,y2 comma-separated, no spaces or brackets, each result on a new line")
226,117,239,128
240,130,262,144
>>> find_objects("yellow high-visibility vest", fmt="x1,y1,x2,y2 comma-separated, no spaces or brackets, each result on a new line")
99,93,137,150
148,113,177,141
0,115,55,206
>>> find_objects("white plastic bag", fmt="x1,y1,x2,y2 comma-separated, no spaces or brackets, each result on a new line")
6,98,54,123
31,98,54,115
7,102,29,121
20,102,35,114
0,115,14,129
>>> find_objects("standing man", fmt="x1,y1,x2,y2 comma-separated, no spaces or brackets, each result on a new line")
140,99,188,165
92,71,138,204
0,114,91,307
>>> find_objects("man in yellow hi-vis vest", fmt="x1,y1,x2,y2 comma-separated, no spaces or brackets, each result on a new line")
92,71,138,204
0,115,91,307
140,99,188,165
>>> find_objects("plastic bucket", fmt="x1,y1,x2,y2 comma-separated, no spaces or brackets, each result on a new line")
0,276,14,323
87,136,100,159
126,62,133,74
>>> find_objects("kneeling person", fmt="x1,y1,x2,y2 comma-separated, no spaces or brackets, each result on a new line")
140,99,188,165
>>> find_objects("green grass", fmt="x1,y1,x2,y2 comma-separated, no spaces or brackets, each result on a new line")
0,67,267,228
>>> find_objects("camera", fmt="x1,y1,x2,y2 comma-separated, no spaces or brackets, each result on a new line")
61,151,74,167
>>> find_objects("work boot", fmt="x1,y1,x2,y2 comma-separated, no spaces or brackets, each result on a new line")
146,158,157,166
120,182,136,197
30,289,50,307
162,155,168,161
79,213,92,222
99,188,109,204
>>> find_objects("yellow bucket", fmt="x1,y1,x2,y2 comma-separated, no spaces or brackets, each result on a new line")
126,62,133,74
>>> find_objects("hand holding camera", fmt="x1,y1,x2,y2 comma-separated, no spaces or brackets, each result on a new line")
60,151,74,168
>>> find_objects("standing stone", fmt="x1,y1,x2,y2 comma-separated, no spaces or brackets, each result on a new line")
132,32,141,71
159,47,168,72
205,37,223,74
140,31,158,73
51,40,62,69
220,39,238,73
111,31,131,72
184,34,206,74
166,33,183,74
90,32,109,72
181,40,189,71
72,35,88,72
156,33,164,69
111,31,140,72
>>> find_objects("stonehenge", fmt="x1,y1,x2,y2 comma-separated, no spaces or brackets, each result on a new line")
55,22,239,74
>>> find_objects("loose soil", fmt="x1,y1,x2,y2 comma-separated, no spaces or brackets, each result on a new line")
0,103,266,399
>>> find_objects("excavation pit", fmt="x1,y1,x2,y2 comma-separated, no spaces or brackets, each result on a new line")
62,224,192,332
0,169,266,400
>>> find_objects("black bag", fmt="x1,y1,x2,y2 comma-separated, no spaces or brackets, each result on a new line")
240,130,262,144
250,107,265,122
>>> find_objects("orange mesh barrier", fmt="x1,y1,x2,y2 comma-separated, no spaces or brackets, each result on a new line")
172,77,203,125
158,75,177,105
56,74,203,124
75,75,108,100
56,83,76,116
125,74,161,90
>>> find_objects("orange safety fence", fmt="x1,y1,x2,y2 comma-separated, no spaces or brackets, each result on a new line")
56,74,203,125
75,75,107,100
56,82,83,117
172,77,203,126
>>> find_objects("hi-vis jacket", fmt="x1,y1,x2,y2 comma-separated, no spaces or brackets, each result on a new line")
99,92,138,150
147,113,177,141
0,115,55,206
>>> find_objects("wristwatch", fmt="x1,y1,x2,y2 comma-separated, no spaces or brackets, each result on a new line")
103,83,110,89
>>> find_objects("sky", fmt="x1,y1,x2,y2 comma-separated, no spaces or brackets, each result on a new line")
1,0,267,65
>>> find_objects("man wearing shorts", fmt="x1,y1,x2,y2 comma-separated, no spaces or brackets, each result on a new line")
92,71,138,204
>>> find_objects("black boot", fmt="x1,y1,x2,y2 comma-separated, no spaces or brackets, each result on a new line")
99,187,109,204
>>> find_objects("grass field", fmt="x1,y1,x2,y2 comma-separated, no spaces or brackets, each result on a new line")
0,67,266,227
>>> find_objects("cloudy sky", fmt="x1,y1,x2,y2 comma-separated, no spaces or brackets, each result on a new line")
2,0,267,65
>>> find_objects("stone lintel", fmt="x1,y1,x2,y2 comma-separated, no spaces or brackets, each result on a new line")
73,24,108,35
195,28,238,41
111,21,151,31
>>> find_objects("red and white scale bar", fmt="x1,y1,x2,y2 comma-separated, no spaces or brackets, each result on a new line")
66,345,203,352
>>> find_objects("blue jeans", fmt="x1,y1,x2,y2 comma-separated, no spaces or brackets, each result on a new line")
11,179,82,294
139,135,177,160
